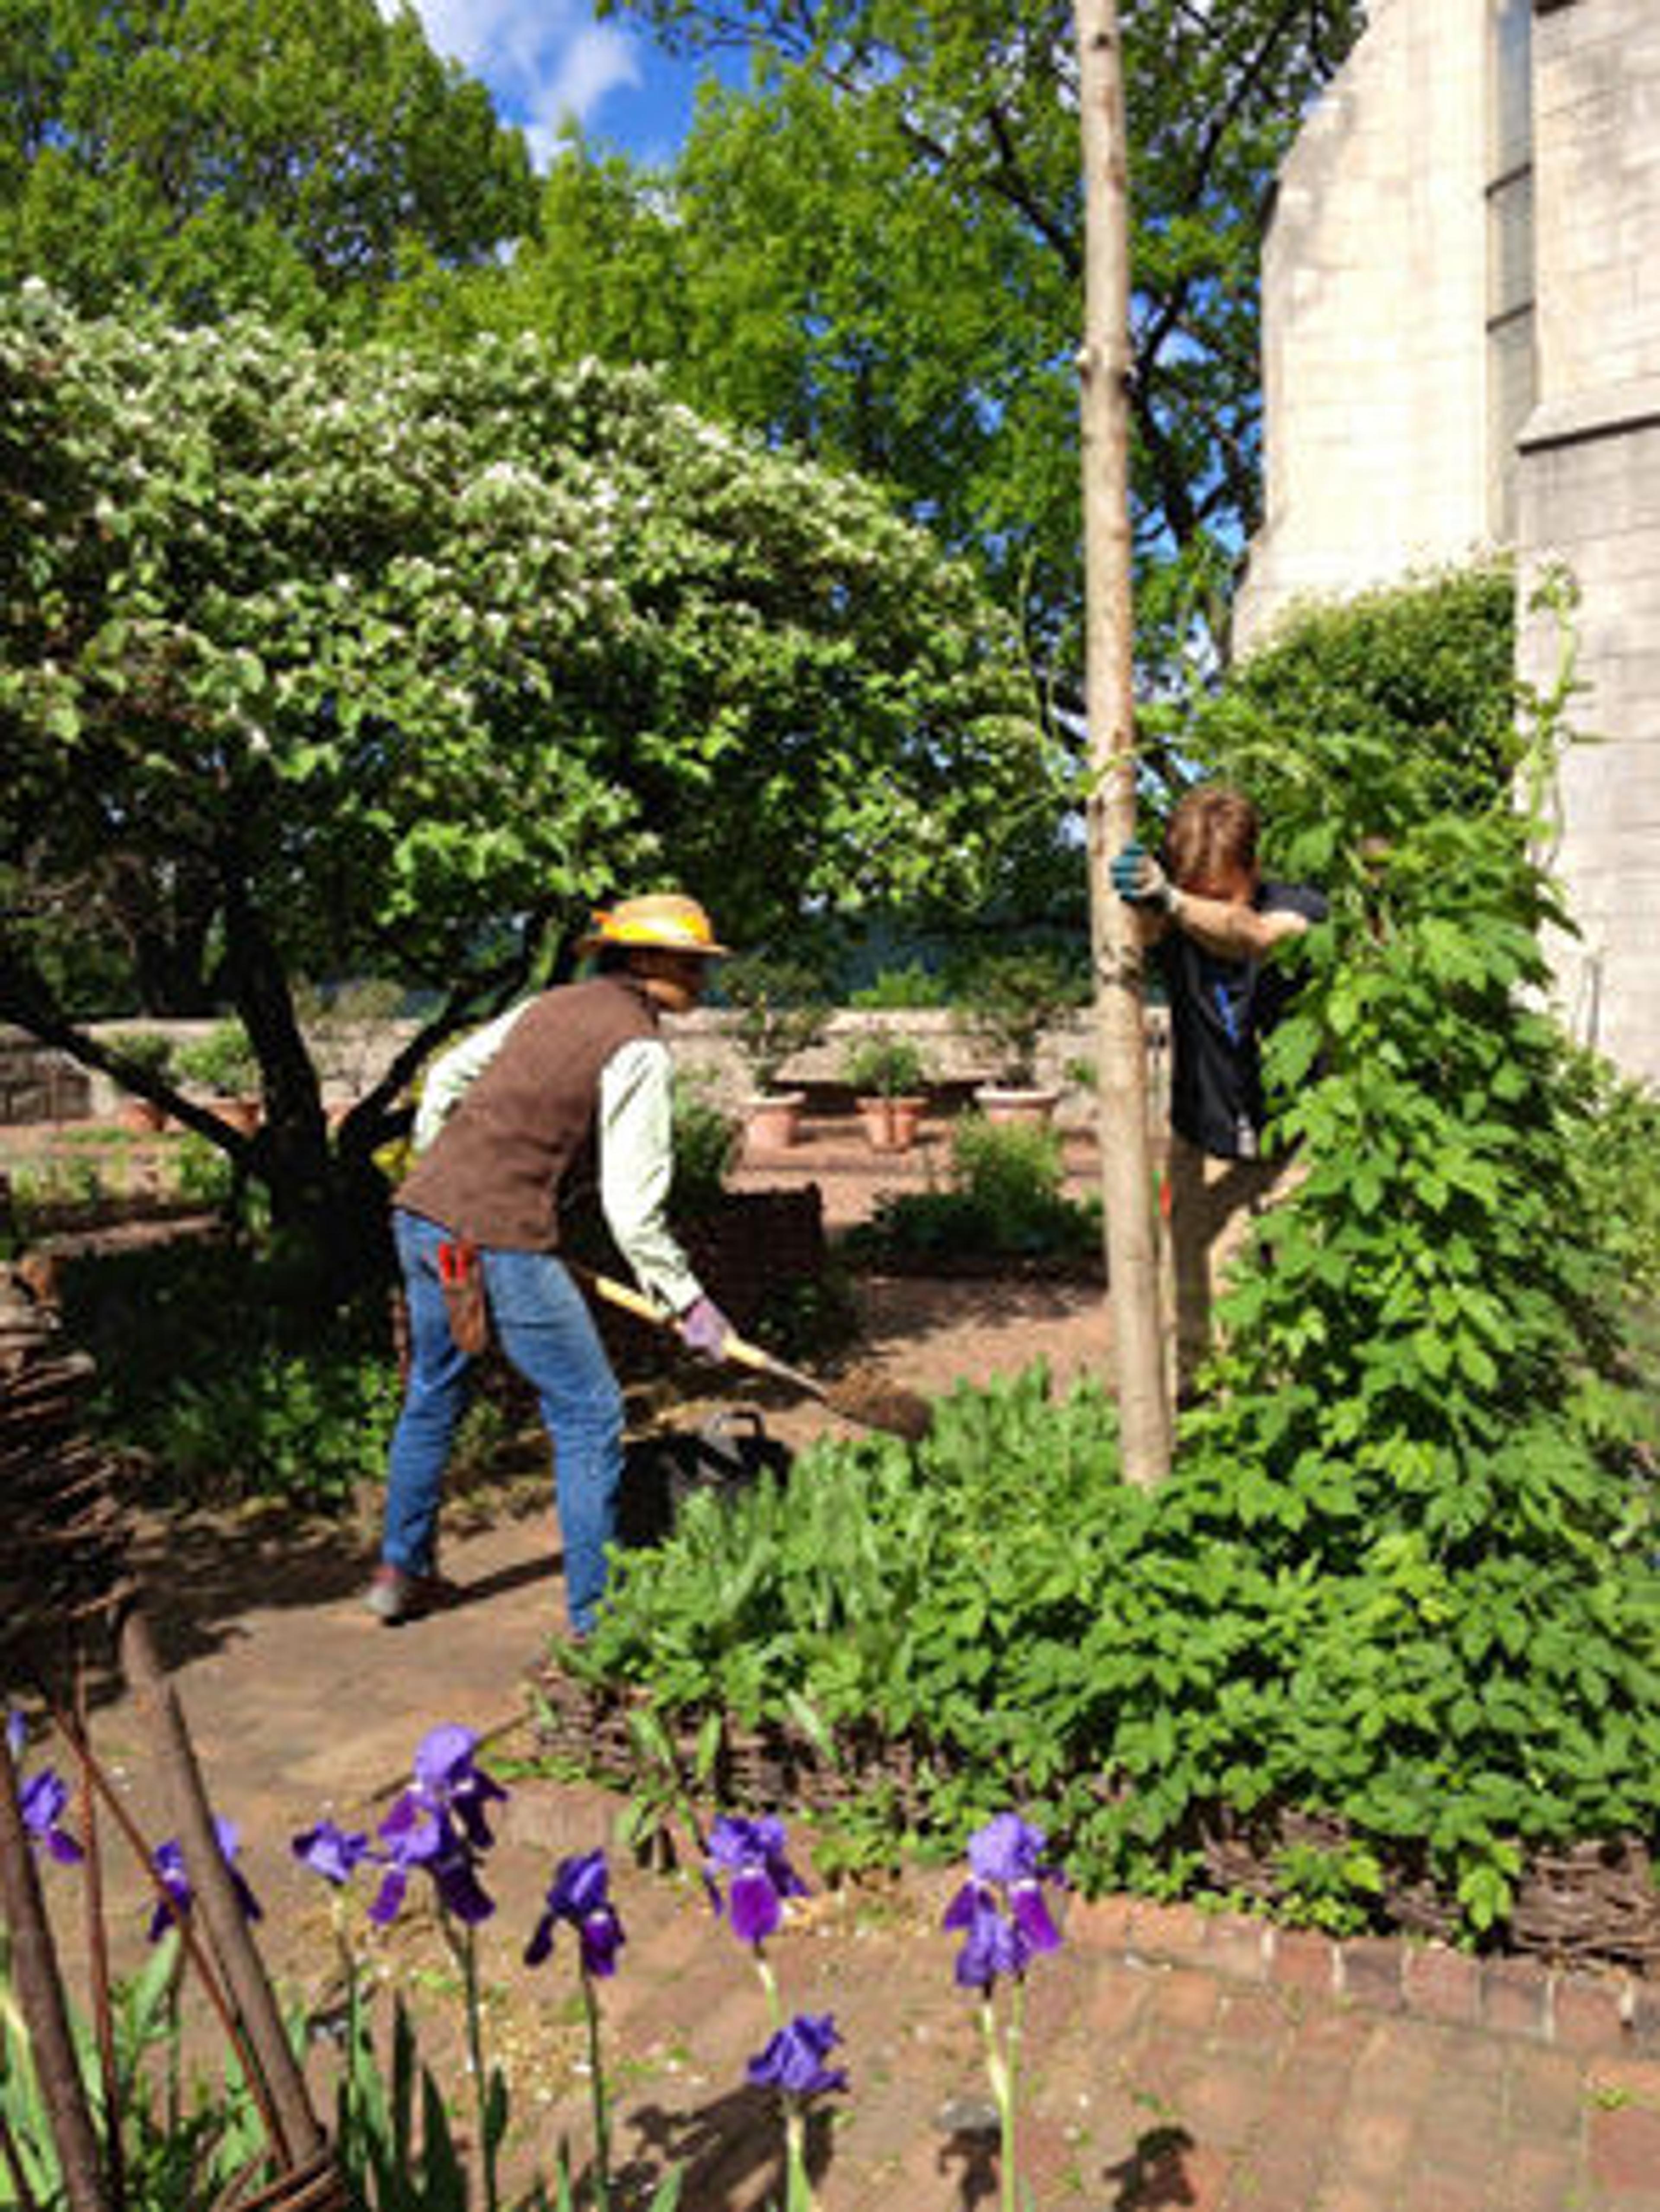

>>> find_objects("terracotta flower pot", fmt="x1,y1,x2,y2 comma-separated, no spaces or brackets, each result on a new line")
741,1091,807,1154
211,1096,262,1135
974,1086,1061,1129
117,1098,168,1135
856,1095,927,1152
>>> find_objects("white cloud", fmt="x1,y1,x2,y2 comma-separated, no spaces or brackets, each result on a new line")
383,1,645,166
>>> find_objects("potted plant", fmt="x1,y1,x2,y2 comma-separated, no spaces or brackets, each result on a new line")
721,957,830,1152
177,1019,262,1133
106,1030,176,1132
959,949,1089,1127
843,1033,931,1152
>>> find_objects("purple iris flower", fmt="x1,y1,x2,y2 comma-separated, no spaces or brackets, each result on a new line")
706,1814,808,1947
942,1883,1027,1988
968,1812,1051,1889
943,1813,1066,1991
368,1724,507,1927
524,1848,626,1978
370,1792,495,1926
21,1767,83,1866
5,1707,24,1761
292,1819,372,1886
148,1817,262,1943
746,2012,846,2098
412,1724,508,1854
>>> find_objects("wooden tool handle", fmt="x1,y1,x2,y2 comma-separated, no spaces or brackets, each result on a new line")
584,1269,826,1400
586,1270,670,1326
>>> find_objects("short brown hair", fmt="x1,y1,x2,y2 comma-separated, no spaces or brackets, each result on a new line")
1163,785,1259,891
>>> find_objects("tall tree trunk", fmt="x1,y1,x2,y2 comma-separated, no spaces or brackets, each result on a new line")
216,840,396,1295
1075,0,1172,1484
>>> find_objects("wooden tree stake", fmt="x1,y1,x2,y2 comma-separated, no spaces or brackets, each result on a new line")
1075,0,1172,1483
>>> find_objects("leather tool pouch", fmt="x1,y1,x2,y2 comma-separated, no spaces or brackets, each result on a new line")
438,1237,491,1356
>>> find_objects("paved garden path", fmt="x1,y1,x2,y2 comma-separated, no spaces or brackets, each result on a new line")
57,1494,1657,2212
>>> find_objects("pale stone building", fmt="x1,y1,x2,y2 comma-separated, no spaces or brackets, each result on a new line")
1235,0,1660,1084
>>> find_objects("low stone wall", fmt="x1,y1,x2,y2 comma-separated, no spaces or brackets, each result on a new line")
3,1008,1174,1135
0,1030,91,1125
663,1006,1172,1135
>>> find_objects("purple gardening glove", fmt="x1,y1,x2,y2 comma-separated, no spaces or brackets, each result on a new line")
677,1295,731,1360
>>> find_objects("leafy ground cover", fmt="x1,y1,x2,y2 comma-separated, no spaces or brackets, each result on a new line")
51,1240,406,1513
562,1321,1658,1949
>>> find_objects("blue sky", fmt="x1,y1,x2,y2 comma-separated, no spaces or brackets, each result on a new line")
387,1,745,169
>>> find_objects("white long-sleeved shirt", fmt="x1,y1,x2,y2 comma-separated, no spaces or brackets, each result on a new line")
412,1005,702,1313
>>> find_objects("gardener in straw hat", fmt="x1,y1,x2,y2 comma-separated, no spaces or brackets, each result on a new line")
367,893,734,1634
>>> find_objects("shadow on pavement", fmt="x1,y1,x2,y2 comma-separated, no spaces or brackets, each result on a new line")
622,2083,836,2212
1105,2123,1198,2209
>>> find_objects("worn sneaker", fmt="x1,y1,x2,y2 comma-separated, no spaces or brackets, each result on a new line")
364,1563,459,1624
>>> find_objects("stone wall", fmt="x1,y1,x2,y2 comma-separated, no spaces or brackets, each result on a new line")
3,1010,1173,1136
0,1030,90,1125
1519,0,1660,1078
1233,0,1660,1084
1233,0,1495,648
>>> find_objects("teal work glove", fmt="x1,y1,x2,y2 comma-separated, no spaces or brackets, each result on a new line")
1110,839,1177,913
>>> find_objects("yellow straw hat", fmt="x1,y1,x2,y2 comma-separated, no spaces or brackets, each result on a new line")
578,892,729,959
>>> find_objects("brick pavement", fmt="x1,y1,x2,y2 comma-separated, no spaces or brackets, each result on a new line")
28,1503,1655,2212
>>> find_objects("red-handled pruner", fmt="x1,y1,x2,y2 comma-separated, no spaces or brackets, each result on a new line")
437,1238,477,1285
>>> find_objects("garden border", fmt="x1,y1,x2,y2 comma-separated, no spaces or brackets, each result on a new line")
1066,1890,1660,2058
530,1665,1659,2056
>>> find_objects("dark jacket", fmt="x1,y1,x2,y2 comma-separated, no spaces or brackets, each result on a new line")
1158,880,1327,1158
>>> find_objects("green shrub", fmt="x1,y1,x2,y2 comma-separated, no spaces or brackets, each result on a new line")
843,1034,930,1096
956,947,1088,1088
172,1132,238,1207
846,1113,1099,1265
7,1154,107,1221
176,1019,258,1093
1556,1047,1660,1306
142,1344,402,1509
60,1242,399,1510
107,1029,176,1081
571,567,1660,1944
1167,559,1522,902
177,1023,252,1093
671,1076,741,1216
581,1339,1660,1939
849,961,950,1009
720,957,830,1093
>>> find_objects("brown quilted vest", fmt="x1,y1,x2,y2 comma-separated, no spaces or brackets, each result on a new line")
396,975,660,1250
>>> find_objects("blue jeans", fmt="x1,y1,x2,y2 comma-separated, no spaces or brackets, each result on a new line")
383,1210,624,1633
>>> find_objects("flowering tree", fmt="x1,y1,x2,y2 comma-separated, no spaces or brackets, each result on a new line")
0,288,1055,1274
